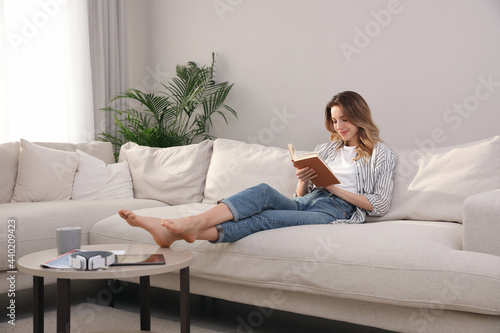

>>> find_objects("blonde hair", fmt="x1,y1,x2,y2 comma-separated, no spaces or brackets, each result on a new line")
324,91,380,161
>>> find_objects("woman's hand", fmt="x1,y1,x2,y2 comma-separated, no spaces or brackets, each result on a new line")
295,166,317,183
295,166,316,197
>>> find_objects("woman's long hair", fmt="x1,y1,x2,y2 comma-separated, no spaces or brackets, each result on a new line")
325,91,380,161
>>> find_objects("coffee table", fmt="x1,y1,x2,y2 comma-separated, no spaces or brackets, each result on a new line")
17,243,194,333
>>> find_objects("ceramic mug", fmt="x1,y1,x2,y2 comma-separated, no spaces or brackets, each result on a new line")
56,227,82,254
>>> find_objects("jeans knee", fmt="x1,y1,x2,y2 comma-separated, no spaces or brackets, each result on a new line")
254,183,276,197
255,183,272,191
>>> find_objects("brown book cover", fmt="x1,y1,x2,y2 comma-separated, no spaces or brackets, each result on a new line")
287,143,340,187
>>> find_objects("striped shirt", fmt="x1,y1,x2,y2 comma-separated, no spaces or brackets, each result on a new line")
309,140,396,224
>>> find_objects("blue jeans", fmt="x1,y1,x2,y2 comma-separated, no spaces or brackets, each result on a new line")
213,183,355,243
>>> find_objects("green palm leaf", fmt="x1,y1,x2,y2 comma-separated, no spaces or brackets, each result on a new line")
98,53,237,157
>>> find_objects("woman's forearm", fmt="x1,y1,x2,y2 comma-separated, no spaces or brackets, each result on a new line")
325,185,373,211
295,180,309,197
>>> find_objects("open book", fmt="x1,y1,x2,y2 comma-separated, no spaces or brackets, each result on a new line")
287,143,340,187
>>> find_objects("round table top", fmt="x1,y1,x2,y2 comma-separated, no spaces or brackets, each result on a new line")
17,243,194,279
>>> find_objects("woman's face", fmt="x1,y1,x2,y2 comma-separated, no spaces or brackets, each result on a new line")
331,105,360,146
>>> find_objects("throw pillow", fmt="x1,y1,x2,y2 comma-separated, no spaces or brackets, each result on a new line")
36,141,115,164
119,140,214,205
71,150,133,200
203,139,298,204
367,136,500,223
11,139,80,202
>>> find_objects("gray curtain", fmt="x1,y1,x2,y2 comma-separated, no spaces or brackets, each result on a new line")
88,0,128,141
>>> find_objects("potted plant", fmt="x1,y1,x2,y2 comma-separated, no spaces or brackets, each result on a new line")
98,53,237,155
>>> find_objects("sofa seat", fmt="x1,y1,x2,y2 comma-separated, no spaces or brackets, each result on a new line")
89,205,500,317
0,199,166,272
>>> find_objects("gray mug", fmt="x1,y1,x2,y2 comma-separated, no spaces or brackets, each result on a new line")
56,227,82,254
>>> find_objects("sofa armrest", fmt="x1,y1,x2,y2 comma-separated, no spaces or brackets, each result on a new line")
463,189,500,256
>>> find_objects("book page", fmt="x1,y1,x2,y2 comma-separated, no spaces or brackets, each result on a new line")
287,143,296,160
287,143,340,187
293,152,319,161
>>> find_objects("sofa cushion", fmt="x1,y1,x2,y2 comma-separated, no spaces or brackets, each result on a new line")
0,141,20,203
11,139,80,202
0,198,167,271
71,150,133,200
36,141,115,164
119,140,213,205
203,139,298,203
0,140,115,203
89,205,500,316
368,136,500,223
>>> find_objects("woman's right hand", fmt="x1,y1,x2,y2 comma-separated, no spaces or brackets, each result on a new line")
295,166,317,183
295,166,316,197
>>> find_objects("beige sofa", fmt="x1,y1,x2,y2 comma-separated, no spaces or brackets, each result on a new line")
0,139,167,291
1,137,500,333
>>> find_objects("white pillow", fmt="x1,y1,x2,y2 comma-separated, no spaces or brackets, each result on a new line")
119,140,213,205
367,136,500,223
36,141,115,164
203,139,298,204
71,150,133,200
11,139,80,202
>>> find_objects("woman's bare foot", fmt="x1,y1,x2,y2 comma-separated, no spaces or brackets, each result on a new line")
119,209,159,227
161,216,205,243
160,204,233,243
118,209,182,247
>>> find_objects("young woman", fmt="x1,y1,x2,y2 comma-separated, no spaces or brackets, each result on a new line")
119,91,396,247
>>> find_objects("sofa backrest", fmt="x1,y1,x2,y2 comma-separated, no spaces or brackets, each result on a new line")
0,140,114,203
8,135,496,224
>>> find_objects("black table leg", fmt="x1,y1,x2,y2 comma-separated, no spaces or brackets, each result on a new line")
180,267,190,333
105,279,115,307
57,278,71,333
33,276,44,333
140,276,151,331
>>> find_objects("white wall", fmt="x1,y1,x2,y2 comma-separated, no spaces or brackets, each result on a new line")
125,0,500,152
